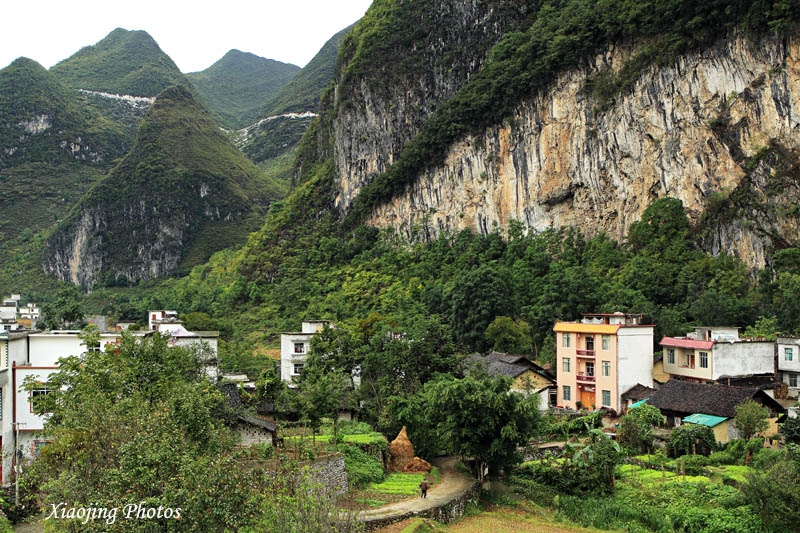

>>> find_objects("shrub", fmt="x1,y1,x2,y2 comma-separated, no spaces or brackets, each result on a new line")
675,454,710,476
668,424,716,457
752,448,785,471
708,450,737,466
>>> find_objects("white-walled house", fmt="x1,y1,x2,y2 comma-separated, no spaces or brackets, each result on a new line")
661,327,775,383
280,321,331,385
778,337,800,397
0,331,32,485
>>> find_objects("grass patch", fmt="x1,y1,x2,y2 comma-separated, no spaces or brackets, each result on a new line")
355,498,387,508
369,473,425,495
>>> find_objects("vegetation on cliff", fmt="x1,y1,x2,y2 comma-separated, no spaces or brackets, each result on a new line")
340,0,800,223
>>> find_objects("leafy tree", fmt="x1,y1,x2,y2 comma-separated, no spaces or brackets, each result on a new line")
734,399,770,442
742,444,800,532
781,415,800,445
391,375,542,483
40,285,85,330
572,428,623,492
485,316,532,354
667,424,716,457
617,404,663,454
22,330,271,531
446,264,513,351
254,362,287,413
294,353,353,445
742,316,780,340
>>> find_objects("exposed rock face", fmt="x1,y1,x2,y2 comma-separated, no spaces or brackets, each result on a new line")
388,426,415,473
332,0,527,211
338,33,800,269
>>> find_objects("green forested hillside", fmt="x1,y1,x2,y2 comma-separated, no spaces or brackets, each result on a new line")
0,58,131,242
50,28,190,97
187,50,299,128
44,85,287,287
261,22,356,116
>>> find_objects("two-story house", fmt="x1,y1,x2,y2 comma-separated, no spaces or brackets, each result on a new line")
280,320,331,385
777,337,800,397
661,327,774,384
554,313,654,413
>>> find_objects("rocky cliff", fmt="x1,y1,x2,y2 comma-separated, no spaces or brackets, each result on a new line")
345,33,799,269
44,85,283,287
329,0,528,209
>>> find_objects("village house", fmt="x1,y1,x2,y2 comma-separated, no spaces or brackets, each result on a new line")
219,383,277,446
660,327,775,384
777,337,800,398
645,379,786,443
468,352,557,410
280,320,332,385
554,312,654,413
0,310,222,485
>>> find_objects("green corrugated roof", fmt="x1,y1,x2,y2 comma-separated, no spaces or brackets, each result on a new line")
630,399,648,408
684,413,728,427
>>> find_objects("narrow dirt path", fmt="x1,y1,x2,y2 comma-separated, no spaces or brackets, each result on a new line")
358,456,474,525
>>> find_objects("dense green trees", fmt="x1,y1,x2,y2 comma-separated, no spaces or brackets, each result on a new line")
390,374,543,482
22,330,340,531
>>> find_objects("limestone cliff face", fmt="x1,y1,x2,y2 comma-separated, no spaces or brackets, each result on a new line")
331,0,526,210
345,34,799,269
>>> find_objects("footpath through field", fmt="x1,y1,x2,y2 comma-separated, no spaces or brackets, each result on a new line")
358,456,474,526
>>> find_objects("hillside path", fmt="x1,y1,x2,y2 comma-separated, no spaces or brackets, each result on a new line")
358,456,474,524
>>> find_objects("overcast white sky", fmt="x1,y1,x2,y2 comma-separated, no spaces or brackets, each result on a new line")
0,0,373,72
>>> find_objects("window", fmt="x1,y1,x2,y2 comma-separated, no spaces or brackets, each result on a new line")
602,360,611,377
786,347,794,361
667,349,675,365
699,352,708,369
563,385,571,401
293,342,305,354
602,390,611,406
585,361,595,377
790,374,798,388
562,333,571,348
586,336,594,351
30,383,54,413
562,358,570,372
32,440,50,457
293,363,304,375
602,335,610,350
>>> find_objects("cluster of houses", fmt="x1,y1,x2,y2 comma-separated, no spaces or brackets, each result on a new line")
552,312,792,443
0,307,219,486
0,294,40,331
277,315,794,445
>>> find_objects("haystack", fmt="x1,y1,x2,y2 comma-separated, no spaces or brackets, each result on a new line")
388,426,415,472
403,456,432,473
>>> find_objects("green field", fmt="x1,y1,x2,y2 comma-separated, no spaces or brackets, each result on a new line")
369,473,425,495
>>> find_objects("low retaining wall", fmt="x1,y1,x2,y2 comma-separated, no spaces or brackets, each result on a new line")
298,453,349,498
360,480,479,531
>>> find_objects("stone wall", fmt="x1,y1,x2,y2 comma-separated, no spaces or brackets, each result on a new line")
299,453,349,498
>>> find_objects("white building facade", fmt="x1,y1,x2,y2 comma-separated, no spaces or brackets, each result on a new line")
778,337,800,397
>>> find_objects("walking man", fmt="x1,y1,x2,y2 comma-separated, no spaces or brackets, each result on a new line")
420,479,428,499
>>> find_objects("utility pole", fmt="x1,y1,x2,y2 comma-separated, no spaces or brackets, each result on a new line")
13,421,25,506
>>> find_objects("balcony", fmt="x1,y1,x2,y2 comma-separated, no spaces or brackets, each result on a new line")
576,349,595,358
577,373,596,383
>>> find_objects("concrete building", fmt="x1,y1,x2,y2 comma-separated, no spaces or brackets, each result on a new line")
0,331,33,485
148,310,179,331
554,312,654,413
280,321,331,385
661,327,775,384
777,337,800,398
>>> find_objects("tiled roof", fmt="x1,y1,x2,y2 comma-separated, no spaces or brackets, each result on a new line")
659,336,714,350
621,383,657,401
647,380,786,418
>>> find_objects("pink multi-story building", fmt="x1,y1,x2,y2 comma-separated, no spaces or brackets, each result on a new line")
554,313,654,413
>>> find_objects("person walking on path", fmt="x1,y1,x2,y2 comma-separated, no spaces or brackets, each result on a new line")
420,479,428,499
